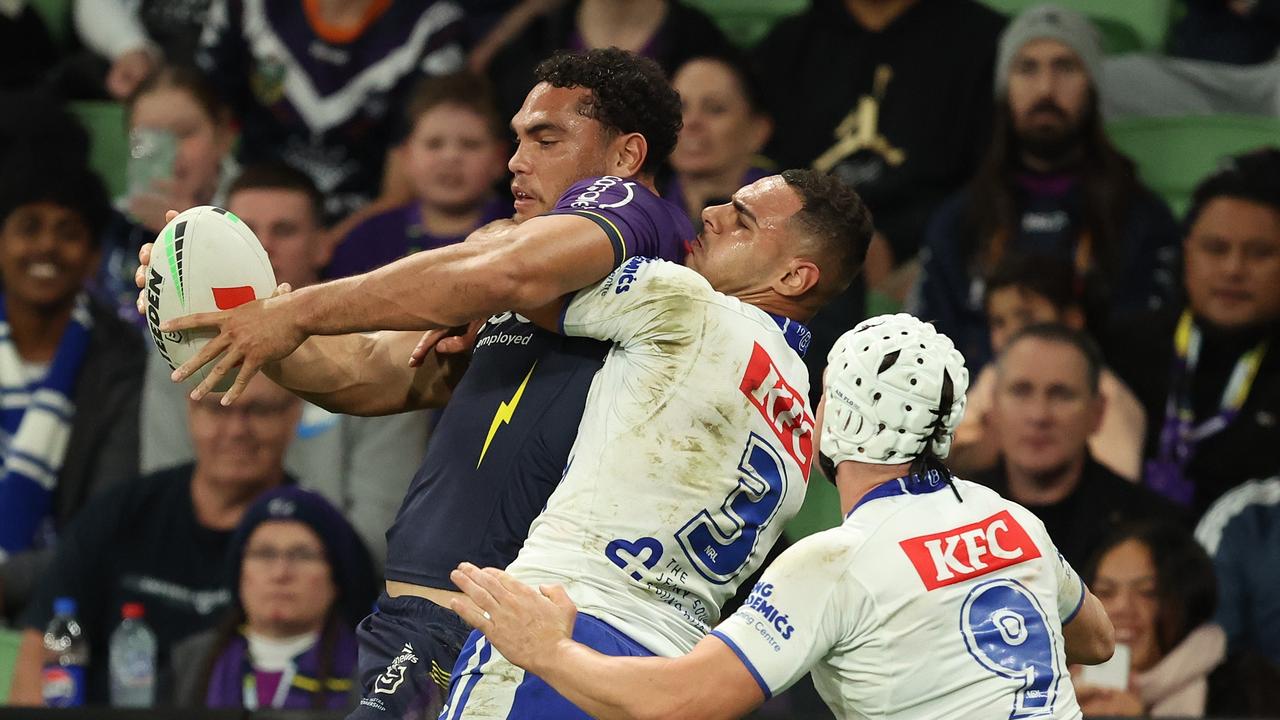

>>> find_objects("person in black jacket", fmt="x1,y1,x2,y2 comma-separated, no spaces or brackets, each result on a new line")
976,324,1181,568
0,148,145,622
751,0,1006,404
483,0,736,130
910,3,1179,370
1108,148,1280,520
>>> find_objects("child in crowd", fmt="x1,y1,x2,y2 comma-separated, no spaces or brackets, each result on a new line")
324,72,509,280
950,253,1146,480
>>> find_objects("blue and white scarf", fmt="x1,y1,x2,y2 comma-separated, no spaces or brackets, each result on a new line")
0,293,93,559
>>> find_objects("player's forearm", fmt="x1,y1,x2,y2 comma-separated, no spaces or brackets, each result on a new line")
1064,591,1115,666
286,241,515,335
287,215,610,337
268,331,458,415
530,643,719,720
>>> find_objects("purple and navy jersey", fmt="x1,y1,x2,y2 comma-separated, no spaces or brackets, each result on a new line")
384,177,693,589
322,197,510,280
197,0,464,220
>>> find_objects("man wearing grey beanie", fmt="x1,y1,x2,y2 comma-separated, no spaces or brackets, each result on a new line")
910,3,1179,378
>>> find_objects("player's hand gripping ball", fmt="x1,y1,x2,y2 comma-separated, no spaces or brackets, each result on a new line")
143,206,277,391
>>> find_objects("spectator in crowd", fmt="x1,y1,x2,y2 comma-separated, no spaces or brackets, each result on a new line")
663,54,773,226
171,486,377,710
1195,477,1280,667
975,324,1179,568
71,0,213,100
910,3,1179,369
1169,0,1280,66
0,149,145,622
8,373,301,705
141,163,431,567
94,65,237,325
325,72,509,280
482,0,735,123
751,0,1004,404
1108,149,1280,518
1077,521,1280,717
949,254,1146,481
196,0,465,221
0,3,60,93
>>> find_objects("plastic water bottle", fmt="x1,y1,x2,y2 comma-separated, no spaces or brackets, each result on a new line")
109,602,157,708
41,597,88,707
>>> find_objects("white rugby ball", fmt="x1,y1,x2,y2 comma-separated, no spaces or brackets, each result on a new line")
144,206,277,391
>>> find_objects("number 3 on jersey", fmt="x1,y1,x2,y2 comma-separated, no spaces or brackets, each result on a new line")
960,578,1064,718
676,432,787,584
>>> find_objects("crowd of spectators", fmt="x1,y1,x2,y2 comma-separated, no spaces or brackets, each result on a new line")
1,0,1279,716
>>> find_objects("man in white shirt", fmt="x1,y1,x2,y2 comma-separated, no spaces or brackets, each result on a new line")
449,314,1116,720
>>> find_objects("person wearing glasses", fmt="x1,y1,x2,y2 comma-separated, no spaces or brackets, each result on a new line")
172,486,377,710
8,374,303,706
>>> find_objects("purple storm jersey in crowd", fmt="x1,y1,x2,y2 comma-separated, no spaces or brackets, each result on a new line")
382,176,693,589
323,196,511,280
197,0,464,219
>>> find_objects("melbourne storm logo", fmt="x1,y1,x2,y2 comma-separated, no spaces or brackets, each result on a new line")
373,643,419,695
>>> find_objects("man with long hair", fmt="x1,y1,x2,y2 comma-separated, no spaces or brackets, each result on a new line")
909,3,1180,368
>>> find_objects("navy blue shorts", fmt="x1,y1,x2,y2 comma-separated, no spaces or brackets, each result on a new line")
439,613,655,719
347,592,473,720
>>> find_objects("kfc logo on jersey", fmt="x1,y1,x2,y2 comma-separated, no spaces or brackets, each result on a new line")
899,510,1041,590
740,343,814,475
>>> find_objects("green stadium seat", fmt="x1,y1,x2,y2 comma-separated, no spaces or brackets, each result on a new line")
68,100,129,200
784,467,842,542
683,0,809,48
1107,115,1280,218
979,0,1173,53
0,627,22,704
28,0,72,49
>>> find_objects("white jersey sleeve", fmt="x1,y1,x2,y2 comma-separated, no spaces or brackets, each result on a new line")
560,257,710,348
711,532,869,699
1054,551,1086,623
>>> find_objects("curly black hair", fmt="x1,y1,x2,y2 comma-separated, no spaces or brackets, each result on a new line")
0,148,111,244
534,48,682,176
1185,147,1280,230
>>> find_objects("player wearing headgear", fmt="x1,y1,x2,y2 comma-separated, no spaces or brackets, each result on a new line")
448,313,1117,720
436,169,871,719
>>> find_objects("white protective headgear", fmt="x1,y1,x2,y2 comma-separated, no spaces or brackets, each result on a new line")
822,314,969,466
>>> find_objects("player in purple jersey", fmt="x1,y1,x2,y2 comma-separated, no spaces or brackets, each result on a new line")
136,49,689,718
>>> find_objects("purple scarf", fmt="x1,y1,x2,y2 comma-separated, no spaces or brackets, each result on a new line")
205,621,358,710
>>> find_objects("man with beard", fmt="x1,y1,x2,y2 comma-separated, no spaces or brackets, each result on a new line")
908,3,1180,369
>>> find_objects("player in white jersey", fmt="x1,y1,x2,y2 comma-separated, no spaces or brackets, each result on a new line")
439,170,874,718
448,314,1117,719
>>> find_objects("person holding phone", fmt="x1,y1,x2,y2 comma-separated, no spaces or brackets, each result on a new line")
1078,521,1280,717
94,64,237,326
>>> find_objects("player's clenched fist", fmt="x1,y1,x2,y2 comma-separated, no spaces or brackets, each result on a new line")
450,563,578,674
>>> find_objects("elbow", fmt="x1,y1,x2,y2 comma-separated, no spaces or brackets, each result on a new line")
1089,617,1117,665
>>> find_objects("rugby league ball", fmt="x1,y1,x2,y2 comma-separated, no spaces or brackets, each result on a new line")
145,206,277,391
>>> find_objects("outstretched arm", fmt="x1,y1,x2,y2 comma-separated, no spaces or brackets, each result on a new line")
164,213,617,402
450,564,763,720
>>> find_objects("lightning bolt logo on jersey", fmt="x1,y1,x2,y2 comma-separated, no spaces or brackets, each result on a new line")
506,258,815,658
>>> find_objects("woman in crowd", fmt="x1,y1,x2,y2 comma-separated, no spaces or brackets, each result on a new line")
94,64,236,325
664,54,773,225
1077,521,1280,717
171,487,377,710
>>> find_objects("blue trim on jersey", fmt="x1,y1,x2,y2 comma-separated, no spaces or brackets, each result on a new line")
1063,575,1087,624
765,313,812,358
845,469,951,518
446,634,492,720
710,631,773,700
